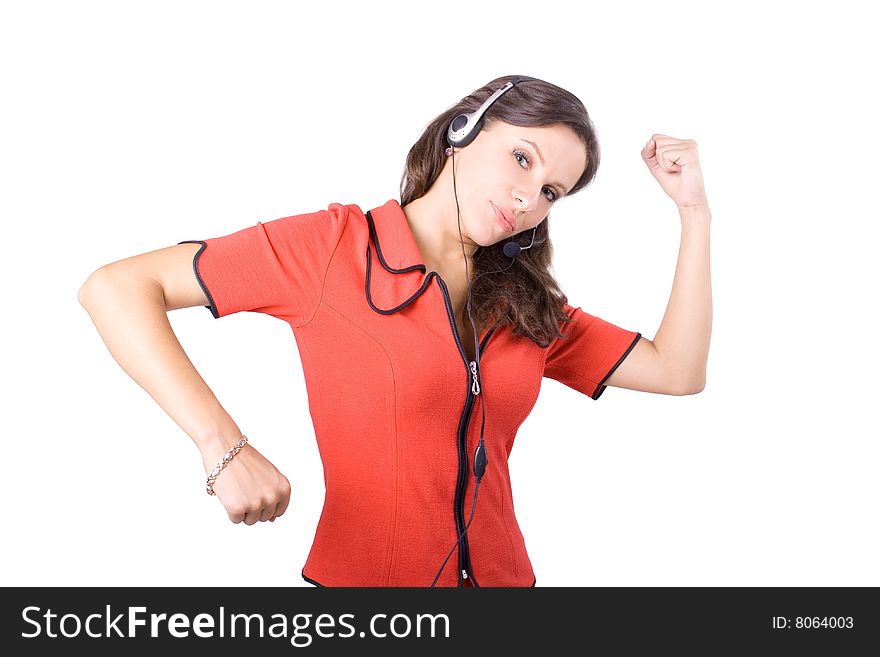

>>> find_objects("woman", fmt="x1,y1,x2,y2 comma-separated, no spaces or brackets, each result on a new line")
78,74,712,587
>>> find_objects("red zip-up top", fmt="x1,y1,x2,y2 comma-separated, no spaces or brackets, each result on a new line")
180,199,641,587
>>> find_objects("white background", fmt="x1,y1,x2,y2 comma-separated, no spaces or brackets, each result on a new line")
2,0,877,587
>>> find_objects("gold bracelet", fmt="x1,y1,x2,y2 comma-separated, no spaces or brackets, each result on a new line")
206,435,248,496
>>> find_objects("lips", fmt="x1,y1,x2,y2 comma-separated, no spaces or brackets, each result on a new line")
491,202,515,231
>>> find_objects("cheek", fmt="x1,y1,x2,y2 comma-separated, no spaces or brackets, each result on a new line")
464,154,505,189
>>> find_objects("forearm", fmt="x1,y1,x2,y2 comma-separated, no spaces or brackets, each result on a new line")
653,205,713,390
78,268,242,461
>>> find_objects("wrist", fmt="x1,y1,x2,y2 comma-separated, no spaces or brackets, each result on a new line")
677,203,711,219
197,430,246,472
205,435,249,496
678,204,712,229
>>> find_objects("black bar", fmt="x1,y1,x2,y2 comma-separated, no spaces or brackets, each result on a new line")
2,587,877,654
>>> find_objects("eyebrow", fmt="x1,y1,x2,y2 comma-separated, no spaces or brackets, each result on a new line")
519,139,570,196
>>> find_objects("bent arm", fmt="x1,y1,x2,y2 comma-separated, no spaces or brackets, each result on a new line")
77,265,241,465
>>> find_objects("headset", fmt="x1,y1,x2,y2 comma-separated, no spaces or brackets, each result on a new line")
431,77,541,587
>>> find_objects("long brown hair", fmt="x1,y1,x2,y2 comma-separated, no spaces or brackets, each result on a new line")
399,74,600,348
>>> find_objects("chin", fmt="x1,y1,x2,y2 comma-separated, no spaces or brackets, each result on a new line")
476,219,504,247
482,234,509,250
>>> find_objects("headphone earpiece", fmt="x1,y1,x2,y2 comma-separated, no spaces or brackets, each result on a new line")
446,77,529,149
446,112,484,149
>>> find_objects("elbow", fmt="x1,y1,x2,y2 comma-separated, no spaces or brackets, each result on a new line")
680,375,706,395
77,279,92,307
78,267,110,308
78,276,94,308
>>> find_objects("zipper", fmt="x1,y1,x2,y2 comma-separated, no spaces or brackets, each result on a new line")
434,275,495,587
470,361,480,395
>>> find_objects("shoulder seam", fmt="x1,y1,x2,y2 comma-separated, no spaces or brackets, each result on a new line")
294,205,352,328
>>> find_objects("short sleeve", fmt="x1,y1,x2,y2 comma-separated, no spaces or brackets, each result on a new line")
178,204,349,325
543,302,642,400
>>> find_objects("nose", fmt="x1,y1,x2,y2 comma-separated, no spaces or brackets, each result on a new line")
512,186,540,212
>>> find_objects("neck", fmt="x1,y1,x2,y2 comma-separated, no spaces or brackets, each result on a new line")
401,166,478,275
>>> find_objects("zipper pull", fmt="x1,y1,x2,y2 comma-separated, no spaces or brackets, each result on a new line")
470,361,480,395
462,569,469,579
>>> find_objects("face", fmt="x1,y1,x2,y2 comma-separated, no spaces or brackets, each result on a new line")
446,121,588,247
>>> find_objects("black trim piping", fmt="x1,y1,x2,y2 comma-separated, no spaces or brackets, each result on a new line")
301,570,324,587
591,332,643,400
363,210,435,314
177,240,220,319
364,210,426,274
301,570,536,587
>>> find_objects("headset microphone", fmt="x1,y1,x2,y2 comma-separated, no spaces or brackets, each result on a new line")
502,226,537,258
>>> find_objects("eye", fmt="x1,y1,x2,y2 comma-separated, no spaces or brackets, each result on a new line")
513,150,559,202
